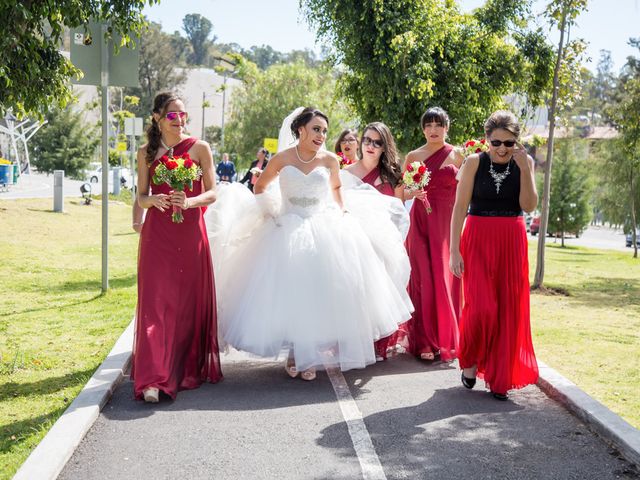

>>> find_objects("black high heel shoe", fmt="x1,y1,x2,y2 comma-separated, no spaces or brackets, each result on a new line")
491,392,508,401
461,372,476,389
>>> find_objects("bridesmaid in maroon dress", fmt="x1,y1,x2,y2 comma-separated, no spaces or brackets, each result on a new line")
404,107,463,362
345,122,419,360
132,92,223,402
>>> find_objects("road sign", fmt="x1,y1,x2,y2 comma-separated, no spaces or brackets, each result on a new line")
264,138,278,154
124,117,144,137
70,22,139,87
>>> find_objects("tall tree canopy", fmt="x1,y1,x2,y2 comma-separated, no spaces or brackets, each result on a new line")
182,13,216,65
225,59,355,166
301,0,554,150
0,0,156,119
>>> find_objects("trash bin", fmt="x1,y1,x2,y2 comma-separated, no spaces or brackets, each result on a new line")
0,164,11,185
12,163,19,183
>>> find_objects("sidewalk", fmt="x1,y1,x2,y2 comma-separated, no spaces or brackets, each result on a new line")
53,351,640,479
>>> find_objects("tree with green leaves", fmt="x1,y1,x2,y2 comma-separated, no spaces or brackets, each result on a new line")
123,22,188,117
224,59,355,167
183,14,216,65
533,0,588,288
0,0,156,119
604,39,640,258
301,0,554,150
547,140,592,246
29,106,99,179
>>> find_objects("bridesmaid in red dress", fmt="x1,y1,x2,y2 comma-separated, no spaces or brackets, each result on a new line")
450,110,538,400
345,122,419,360
404,107,463,362
132,92,223,402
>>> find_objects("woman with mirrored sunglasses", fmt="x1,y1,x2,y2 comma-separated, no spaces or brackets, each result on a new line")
450,110,538,401
132,91,222,402
403,107,464,363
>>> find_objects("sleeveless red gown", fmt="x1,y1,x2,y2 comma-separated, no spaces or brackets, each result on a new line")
405,145,461,361
361,167,410,359
132,137,223,400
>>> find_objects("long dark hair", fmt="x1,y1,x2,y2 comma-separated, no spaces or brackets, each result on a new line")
290,107,329,139
359,122,402,187
145,91,183,165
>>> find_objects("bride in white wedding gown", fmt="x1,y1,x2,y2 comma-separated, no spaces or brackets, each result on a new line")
205,107,413,380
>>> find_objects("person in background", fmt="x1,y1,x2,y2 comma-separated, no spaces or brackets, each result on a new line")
239,147,269,192
334,128,359,166
216,152,236,182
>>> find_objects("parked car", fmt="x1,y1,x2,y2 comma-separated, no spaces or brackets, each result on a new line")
626,230,640,248
529,216,540,235
529,215,582,238
86,163,132,188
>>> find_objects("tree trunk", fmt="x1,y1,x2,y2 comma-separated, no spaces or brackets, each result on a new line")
533,5,568,288
631,169,638,259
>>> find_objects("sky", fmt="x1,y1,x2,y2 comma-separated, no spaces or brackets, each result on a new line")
143,0,640,73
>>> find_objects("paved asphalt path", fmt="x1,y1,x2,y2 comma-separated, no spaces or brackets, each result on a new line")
60,351,639,480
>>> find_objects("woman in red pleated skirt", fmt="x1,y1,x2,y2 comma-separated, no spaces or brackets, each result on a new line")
449,110,538,400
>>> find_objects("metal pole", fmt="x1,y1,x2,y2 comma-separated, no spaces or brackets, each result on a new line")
53,170,64,212
129,134,136,192
221,73,227,150
201,91,206,141
101,23,110,292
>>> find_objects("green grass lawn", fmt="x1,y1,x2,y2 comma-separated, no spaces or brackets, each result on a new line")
0,197,139,479
0,198,638,479
529,242,640,430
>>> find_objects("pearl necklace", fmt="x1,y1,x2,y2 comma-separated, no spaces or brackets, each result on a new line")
295,145,318,164
488,156,512,194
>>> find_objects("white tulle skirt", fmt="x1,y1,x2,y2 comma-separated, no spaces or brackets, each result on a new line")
205,178,413,371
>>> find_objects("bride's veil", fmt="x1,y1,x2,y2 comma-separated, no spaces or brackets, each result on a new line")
277,107,304,153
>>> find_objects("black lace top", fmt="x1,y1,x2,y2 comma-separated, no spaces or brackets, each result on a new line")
468,152,523,217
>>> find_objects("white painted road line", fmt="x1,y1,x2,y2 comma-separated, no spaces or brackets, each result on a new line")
326,366,387,480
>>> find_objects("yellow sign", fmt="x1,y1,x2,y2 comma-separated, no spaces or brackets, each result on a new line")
263,138,278,154
116,141,127,152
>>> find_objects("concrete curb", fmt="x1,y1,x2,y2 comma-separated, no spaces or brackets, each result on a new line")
537,359,640,467
12,321,134,480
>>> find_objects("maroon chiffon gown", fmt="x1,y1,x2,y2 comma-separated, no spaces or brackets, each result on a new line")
132,137,222,400
405,145,461,361
361,167,410,359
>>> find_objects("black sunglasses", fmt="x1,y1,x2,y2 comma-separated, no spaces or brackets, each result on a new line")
362,136,384,149
490,139,516,147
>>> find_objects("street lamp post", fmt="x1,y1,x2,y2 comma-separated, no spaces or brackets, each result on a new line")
212,55,237,152
201,91,207,142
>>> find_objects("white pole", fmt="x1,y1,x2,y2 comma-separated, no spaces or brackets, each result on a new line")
101,23,110,292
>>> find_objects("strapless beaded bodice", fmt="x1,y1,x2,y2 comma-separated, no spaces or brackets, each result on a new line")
279,165,334,217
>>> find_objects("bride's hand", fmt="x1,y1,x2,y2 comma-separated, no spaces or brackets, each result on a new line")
150,194,171,212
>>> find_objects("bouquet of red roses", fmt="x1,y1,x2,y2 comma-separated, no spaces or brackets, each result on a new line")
462,138,489,157
337,151,354,169
152,153,202,223
402,161,432,213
